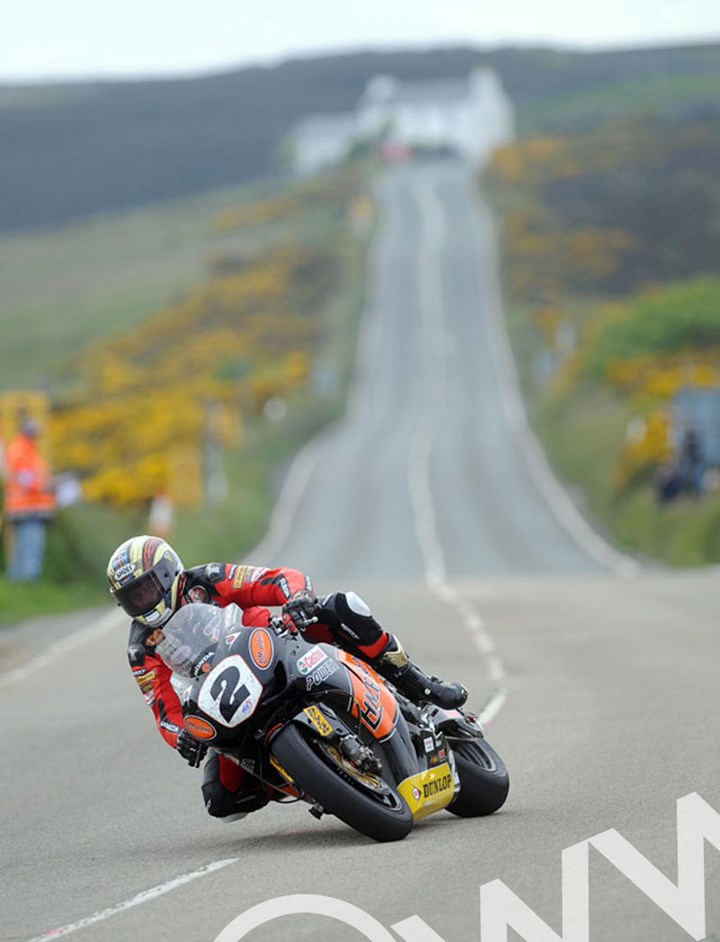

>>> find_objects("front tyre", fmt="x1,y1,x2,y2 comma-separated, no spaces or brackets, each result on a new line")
271,724,413,842
448,738,509,817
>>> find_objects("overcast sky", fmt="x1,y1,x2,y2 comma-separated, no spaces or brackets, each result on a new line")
2,0,719,82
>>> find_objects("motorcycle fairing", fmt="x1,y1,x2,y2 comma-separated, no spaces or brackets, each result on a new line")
397,762,457,820
336,650,399,743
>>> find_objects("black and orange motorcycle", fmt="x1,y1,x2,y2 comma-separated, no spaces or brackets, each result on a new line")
157,601,509,842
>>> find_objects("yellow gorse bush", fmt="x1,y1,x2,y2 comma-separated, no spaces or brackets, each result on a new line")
614,410,673,491
50,235,340,506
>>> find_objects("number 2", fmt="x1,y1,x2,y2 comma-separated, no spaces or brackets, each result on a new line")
210,666,249,722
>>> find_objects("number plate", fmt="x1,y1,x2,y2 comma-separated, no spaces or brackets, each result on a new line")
197,655,264,728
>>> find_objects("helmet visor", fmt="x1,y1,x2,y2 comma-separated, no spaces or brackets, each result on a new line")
112,560,176,618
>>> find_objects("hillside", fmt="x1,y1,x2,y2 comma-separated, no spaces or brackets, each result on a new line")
2,43,720,231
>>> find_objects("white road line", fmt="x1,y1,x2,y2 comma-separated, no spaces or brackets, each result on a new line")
23,858,239,942
409,172,508,726
470,186,641,579
0,607,123,690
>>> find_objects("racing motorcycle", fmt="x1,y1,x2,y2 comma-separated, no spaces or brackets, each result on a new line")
157,601,509,842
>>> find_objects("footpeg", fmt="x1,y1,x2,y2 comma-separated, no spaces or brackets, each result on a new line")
309,803,325,819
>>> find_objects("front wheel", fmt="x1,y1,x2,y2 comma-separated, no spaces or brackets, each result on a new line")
271,723,413,842
448,737,509,817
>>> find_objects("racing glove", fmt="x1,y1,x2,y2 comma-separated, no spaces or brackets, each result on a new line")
282,591,318,635
176,729,208,768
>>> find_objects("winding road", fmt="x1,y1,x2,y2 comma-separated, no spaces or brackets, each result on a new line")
3,161,720,942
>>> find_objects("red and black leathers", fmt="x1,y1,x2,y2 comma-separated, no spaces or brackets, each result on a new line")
127,563,393,818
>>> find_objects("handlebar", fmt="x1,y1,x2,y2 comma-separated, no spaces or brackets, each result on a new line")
268,611,320,636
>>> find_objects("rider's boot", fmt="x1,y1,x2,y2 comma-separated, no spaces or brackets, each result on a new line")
371,637,468,709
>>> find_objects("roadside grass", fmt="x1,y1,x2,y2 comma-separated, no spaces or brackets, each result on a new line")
503,286,720,568
530,375,720,566
0,577,108,624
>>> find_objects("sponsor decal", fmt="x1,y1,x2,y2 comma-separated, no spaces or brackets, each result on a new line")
233,566,248,588
398,763,456,820
305,660,340,691
194,649,216,675
249,628,274,670
225,632,241,646
297,646,328,675
304,706,334,737
205,564,224,584
240,758,256,774
114,562,135,583
160,718,181,734
134,669,157,690
239,698,255,718
358,672,384,732
184,715,217,741
423,774,453,799
145,628,164,648
269,755,295,783
143,689,156,706
233,565,261,588
423,736,435,753
188,586,209,603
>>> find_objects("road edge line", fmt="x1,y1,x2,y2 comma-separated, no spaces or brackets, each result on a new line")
23,858,240,942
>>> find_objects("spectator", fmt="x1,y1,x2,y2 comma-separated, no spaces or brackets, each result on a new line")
677,424,705,496
3,418,56,582
655,462,681,505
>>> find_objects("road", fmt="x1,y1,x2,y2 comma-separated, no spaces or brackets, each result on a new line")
3,161,720,942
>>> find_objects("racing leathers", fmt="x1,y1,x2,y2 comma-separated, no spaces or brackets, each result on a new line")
127,561,466,820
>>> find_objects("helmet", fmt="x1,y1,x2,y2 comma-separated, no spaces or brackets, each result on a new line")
107,536,183,627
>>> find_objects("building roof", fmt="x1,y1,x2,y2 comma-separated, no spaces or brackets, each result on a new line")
360,78,471,108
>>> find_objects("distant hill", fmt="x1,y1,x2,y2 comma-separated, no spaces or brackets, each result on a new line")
1,43,719,232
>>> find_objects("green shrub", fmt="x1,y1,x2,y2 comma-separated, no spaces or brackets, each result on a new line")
589,277,720,375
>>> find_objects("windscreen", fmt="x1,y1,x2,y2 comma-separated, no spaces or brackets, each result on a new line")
155,602,245,678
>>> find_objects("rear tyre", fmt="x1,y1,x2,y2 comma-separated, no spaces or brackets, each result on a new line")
448,738,509,817
271,723,413,842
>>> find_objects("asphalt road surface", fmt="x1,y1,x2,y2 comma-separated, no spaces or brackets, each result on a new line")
3,161,720,942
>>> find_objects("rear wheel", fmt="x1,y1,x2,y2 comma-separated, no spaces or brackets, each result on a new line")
271,723,413,842
448,737,509,817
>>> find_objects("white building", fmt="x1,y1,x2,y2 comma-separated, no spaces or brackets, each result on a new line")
357,69,514,165
292,68,515,176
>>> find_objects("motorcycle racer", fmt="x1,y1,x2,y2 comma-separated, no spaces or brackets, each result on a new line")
108,535,467,822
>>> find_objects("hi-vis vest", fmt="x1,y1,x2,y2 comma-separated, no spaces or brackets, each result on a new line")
4,436,56,520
